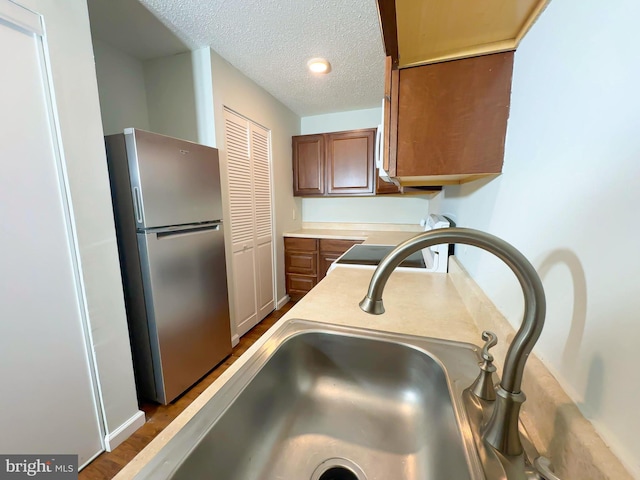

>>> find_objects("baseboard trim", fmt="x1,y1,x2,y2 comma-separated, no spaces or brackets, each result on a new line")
104,410,146,452
231,334,240,347
276,294,290,309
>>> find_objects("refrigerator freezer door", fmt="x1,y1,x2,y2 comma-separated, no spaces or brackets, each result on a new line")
138,224,231,404
125,129,223,229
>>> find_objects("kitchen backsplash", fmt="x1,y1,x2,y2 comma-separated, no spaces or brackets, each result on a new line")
301,196,430,224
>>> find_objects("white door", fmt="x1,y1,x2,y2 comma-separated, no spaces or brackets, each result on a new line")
250,123,275,320
224,110,275,336
0,0,103,466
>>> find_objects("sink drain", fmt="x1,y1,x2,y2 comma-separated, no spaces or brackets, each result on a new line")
311,458,367,480
318,466,358,480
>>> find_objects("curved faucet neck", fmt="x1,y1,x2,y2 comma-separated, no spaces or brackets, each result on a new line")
359,228,546,395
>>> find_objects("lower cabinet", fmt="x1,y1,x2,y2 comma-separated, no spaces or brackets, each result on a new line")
382,53,514,185
318,239,363,279
284,237,318,301
285,236,363,301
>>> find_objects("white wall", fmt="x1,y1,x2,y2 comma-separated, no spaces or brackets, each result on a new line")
144,52,198,142
20,0,141,441
193,48,301,334
436,0,640,475
300,108,430,224
92,39,150,135
93,43,198,142
301,107,382,134
303,196,430,224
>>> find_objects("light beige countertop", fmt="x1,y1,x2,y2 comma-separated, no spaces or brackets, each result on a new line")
115,258,632,479
284,266,480,343
283,222,424,245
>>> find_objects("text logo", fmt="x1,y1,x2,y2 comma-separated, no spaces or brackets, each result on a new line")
0,456,77,480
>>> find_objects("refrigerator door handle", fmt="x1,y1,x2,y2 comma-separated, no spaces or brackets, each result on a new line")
133,186,144,224
155,224,221,240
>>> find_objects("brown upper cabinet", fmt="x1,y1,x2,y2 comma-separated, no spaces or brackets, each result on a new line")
377,0,549,68
292,134,324,195
293,129,376,196
382,52,515,186
377,0,547,187
376,169,401,194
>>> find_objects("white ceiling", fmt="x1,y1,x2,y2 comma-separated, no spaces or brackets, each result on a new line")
87,0,386,117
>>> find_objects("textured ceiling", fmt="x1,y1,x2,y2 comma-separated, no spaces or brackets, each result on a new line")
137,0,386,116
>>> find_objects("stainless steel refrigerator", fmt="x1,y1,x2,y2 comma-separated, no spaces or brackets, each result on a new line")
105,128,231,404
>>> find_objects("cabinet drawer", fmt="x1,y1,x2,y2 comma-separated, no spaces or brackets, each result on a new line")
286,274,317,294
319,238,363,254
285,251,317,275
319,253,342,280
284,237,318,252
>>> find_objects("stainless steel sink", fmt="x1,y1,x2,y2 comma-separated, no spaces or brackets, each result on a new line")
135,319,486,479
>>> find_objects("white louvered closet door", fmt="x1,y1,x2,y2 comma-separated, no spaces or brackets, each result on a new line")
224,109,275,337
250,122,275,320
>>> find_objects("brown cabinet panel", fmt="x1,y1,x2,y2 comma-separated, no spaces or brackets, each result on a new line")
285,236,364,299
381,53,514,185
396,52,513,177
286,274,317,301
285,251,317,275
319,253,341,280
376,169,401,194
384,55,400,175
284,237,318,252
377,0,399,65
318,238,363,280
319,238,363,254
292,129,376,197
293,134,324,195
326,130,375,195
284,236,319,301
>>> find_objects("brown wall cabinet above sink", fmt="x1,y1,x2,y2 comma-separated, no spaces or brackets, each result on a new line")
376,0,549,187
382,52,515,187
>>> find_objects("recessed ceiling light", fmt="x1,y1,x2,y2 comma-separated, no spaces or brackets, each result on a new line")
307,57,331,74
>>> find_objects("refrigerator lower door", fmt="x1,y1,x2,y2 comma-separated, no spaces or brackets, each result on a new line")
138,223,231,404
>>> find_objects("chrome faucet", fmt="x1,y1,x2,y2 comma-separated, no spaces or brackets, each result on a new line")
359,227,546,458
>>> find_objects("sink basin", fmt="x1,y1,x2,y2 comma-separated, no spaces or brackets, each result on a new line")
135,319,485,479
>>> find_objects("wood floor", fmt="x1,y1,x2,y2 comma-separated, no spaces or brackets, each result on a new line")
80,302,294,480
